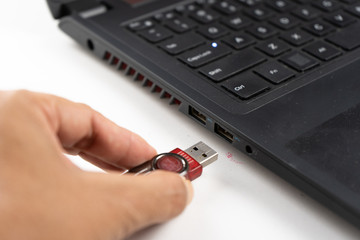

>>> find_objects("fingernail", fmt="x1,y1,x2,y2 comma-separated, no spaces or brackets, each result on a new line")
182,177,194,205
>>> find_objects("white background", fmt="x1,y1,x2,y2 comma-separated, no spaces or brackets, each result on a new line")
1,1,360,239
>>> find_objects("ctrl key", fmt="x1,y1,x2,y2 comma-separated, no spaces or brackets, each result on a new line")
222,72,270,100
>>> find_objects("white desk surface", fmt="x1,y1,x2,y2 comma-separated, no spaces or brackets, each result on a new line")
1,1,360,239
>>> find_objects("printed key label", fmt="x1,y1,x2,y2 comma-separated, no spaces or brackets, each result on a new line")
234,85,246,91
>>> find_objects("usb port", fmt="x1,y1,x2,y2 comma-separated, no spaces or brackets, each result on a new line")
189,106,206,125
215,123,233,143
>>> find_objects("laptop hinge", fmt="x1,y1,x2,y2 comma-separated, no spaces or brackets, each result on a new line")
46,0,103,19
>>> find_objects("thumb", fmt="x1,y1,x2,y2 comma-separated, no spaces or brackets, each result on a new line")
85,171,193,239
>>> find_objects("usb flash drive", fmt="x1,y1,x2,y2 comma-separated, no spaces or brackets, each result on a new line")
128,141,218,181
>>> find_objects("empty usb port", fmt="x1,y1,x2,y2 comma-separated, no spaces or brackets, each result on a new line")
189,106,206,125
215,123,233,143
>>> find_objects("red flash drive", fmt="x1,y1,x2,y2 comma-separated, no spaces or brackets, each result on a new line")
128,141,218,181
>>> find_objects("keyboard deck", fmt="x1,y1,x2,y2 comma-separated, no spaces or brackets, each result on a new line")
126,0,360,101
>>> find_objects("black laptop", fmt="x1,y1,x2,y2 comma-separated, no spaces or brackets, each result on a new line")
47,0,360,228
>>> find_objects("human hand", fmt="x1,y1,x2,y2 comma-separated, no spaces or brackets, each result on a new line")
0,90,192,240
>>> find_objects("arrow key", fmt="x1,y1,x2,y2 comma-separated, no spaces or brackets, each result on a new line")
222,33,255,50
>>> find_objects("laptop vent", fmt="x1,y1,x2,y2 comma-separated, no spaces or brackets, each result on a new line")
102,51,182,106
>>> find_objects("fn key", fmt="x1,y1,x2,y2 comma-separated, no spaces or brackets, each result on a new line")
222,72,270,100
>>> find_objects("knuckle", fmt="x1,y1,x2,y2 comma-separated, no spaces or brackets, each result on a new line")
0,90,38,112
0,90,59,128
2,90,44,108
76,102,93,111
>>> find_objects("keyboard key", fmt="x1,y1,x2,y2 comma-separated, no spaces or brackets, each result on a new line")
303,21,335,36
199,49,265,81
222,72,270,100
196,0,217,6
303,41,341,61
138,26,172,43
324,11,356,27
178,43,231,67
266,0,296,12
247,24,278,39
154,12,176,22
280,30,313,46
164,17,197,33
292,6,320,21
254,61,295,84
212,0,240,15
175,3,198,14
313,0,341,12
346,3,360,17
280,51,319,71
128,19,155,31
326,22,360,50
222,15,251,30
270,14,300,30
198,24,229,39
245,6,273,21
127,0,360,103
190,9,220,24
256,39,290,56
222,34,255,49
159,33,204,55
238,0,262,7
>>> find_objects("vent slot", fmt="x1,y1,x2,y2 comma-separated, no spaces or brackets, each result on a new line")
171,98,182,105
111,57,119,65
153,86,162,93
144,79,153,87
119,62,128,71
162,92,171,99
127,67,136,76
135,73,145,81
103,51,112,60
100,50,183,107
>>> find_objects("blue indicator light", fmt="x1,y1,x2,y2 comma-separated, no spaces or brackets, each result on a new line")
211,42,218,48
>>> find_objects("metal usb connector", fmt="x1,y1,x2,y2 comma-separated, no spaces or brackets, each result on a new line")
184,141,218,168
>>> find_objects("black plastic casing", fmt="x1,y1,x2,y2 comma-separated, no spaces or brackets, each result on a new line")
47,0,360,228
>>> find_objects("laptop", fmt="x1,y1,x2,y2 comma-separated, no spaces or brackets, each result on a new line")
47,0,360,228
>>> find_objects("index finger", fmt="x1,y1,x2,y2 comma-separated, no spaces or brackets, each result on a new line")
36,92,157,169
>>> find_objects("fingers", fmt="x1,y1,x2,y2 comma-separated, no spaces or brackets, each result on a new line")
3,90,157,169
51,97,156,169
84,171,193,239
79,152,127,172
0,90,194,240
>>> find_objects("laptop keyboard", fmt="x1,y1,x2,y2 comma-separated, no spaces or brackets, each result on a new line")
127,0,360,101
